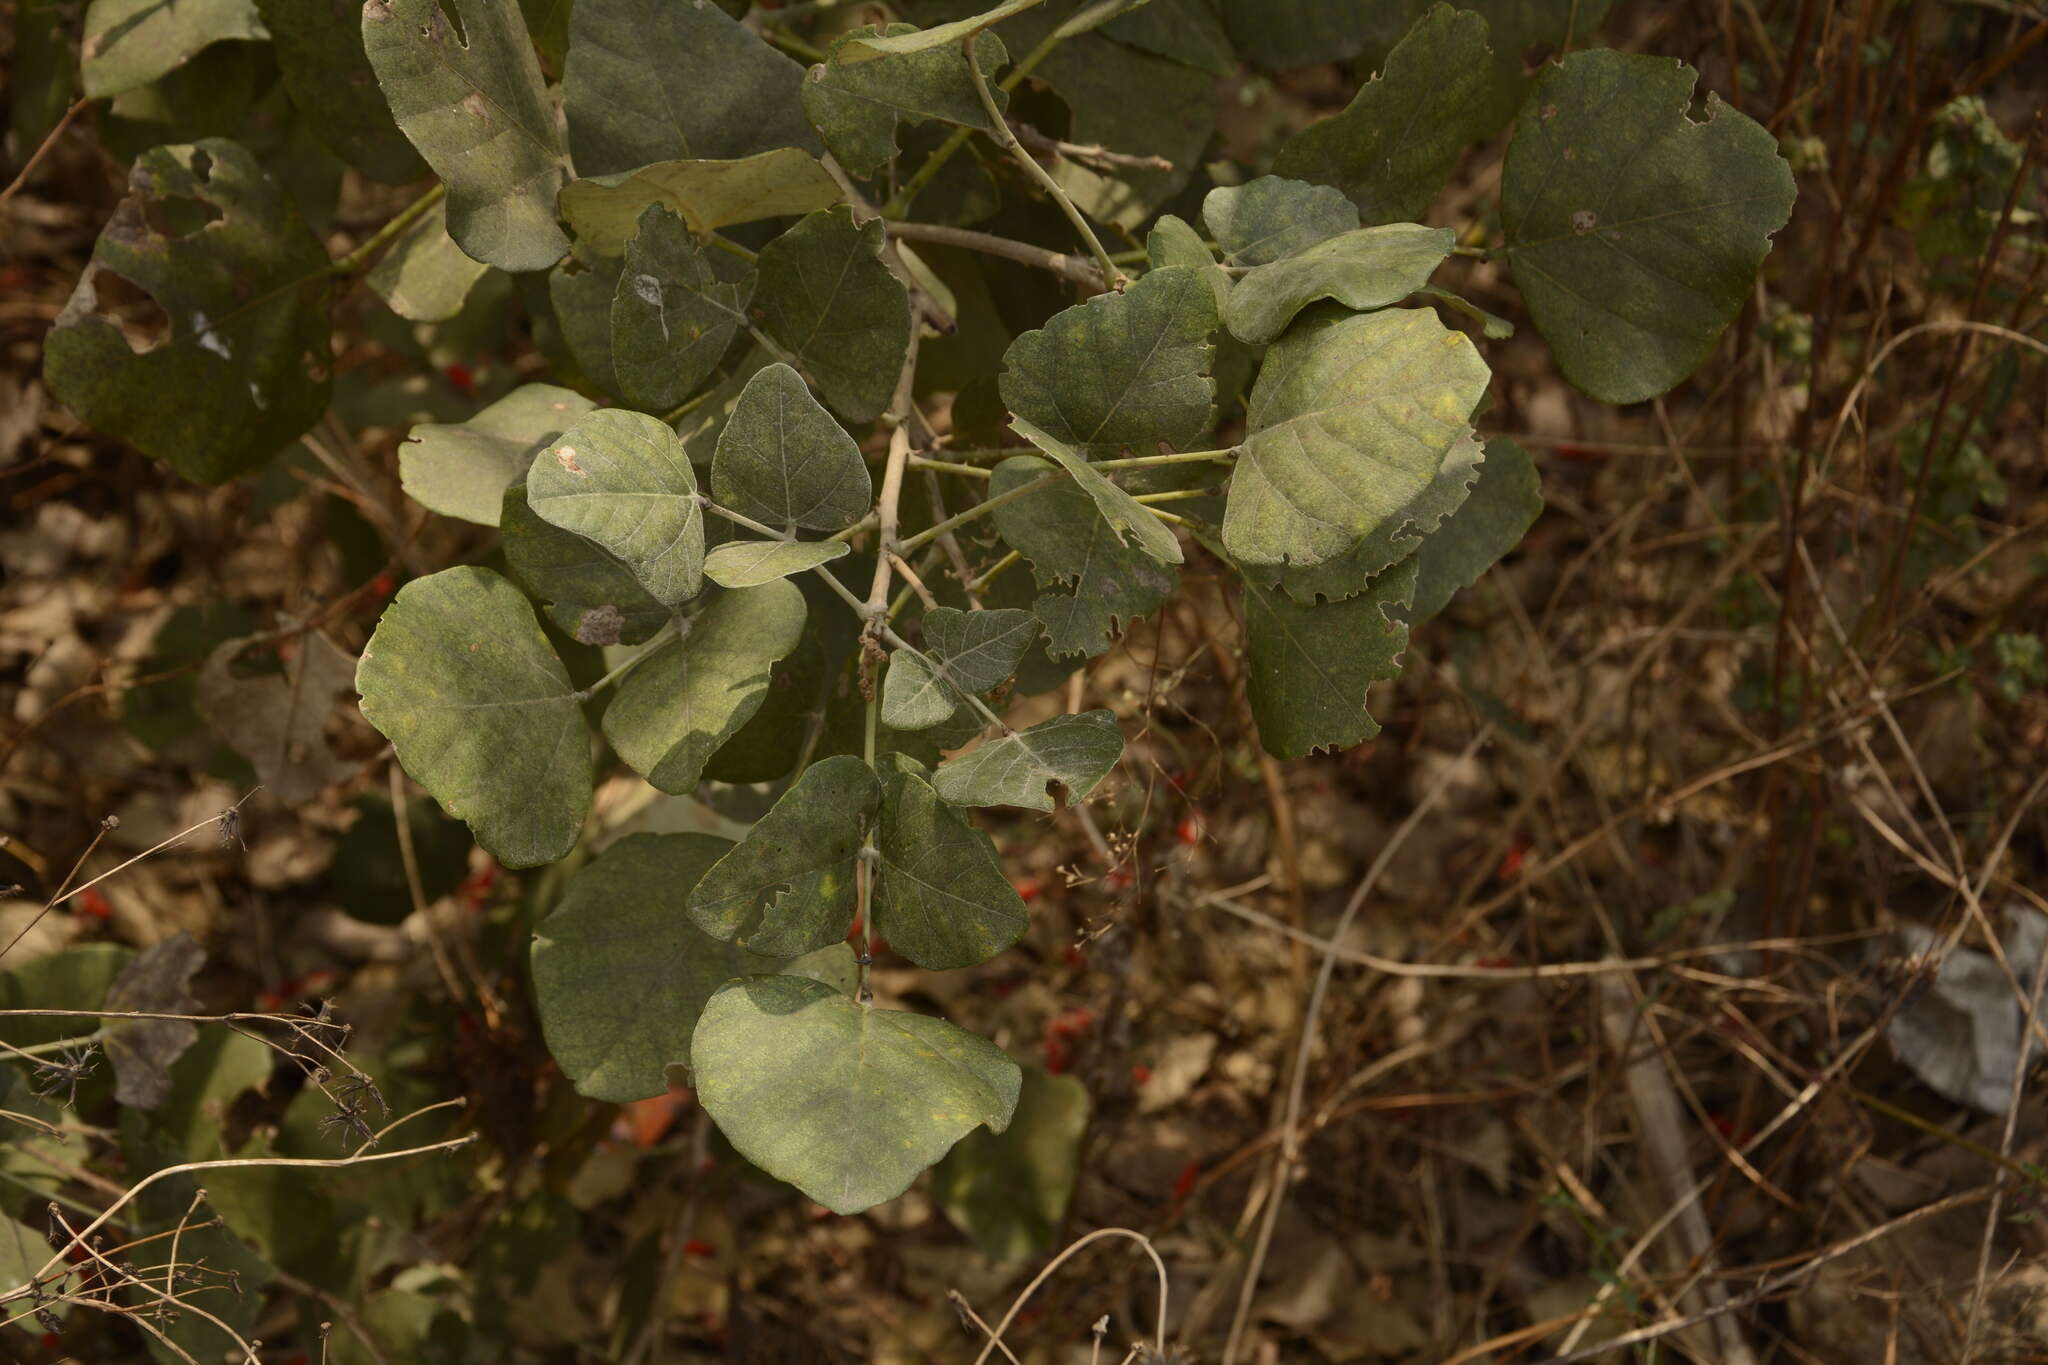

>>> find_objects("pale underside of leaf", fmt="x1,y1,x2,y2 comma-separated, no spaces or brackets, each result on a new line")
933,709,1124,812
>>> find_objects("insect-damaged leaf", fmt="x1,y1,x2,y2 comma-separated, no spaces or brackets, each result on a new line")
1271,5,1494,225
1222,307,1489,572
692,974,1019,1214
1501,50,1796,403
399,383,597,527
1243,556,1416,759
754,207,912,424
802,25,1010,179
256,0,424,182
1224,223,1454,345
528,408,706,608
602,580,807,792
501,481,671,646
80,0,266,99
703,539,850,589
562,0,819,177
356,567,593,868
873,755,1029,970
43,140,332,486
934,709,1123,812
688,755,879,958
196,629,357,805
1203,176,1357,265
557,150,843,255
362,0,570,272
1405,436,1542,624
1009,418,1183,568
611,205,753,413
988,455,1175,658
711,363,872,532
998,264,1216,463
367,198,489,322
531,832,856,1101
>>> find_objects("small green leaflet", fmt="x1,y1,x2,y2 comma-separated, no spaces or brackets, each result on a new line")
1223,223,1454,345
711,364,872,532
527,408,706,609
602,581,806,793
355,568,591,868
933,709,1123,812
1203,176,1357,265
400,384,596,527
367,198,489,322
691,974,1020,1214
703,540,850,589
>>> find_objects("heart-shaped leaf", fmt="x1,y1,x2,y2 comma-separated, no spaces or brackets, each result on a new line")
988,455,1176,658
531,832,857,1100
1243,556,1416,758
43,140,332,485
711,363,872,532
602,581,807,792
362,0,570,272
557,151,843,255
611,204,753,413
874,756,1029,970
1203,176,1357,265
934,710,1123,812
399,384,596,526
1501,50,1796,403
1009,418,1184,567
528,408,706,608
880,607,1036,731
703,539,850,589
356,567,592,867
754,207,911,423
1224,223,1454,344
1222,307,1489,570
998,264,1216,463
687,755,880,957
802,25,1009,178
692,974,1020,1214
500,481,671,646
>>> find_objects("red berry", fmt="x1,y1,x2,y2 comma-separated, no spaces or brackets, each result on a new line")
1172,1159,1200,1201
1062,944,1086,968
1131,1064,1152,1085
73,888,111,921
444,362,477,396
1177,815,1201,846
369,571,397,599
682,1238,716,1258
1015,877,1042,903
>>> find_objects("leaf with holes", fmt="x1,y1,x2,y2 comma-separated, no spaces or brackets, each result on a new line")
1222,307,1489,571
934,710,1122,812
687,756,879,958
361,0,570,272
399,384,597,526
527,408,706,608
602,581,807,793
692,974,1020,1214
802,25,1009,179
43,139,332,485
711,363,872,533
1501,50,1796,403
1224,223,1453,344
355,567,592,867
531,832,858,1100
874,755,1029,970
611,204,753,413
754,207,912,423
988,455,1176,658
1243,556,1416,758
501,481,671,646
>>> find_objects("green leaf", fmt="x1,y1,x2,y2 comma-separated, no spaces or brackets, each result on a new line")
802,26,1009,179
997,264,1216,462
356,567,592,868
692,974,1020,1214
1029,31,1215,230
1406,436,1542,623
1270,427,1484,603
1243,555,1416,758
501,481,672,646
612,204,754,413
43,139,332,485
532,832,850,1100
934,709,1122,811
1271,5,1494,225
881,607,1036,731
527,408,707,608
933,1066,1087,1261
0,944,132,1052
1217,0,1393,69
880,651,958,732
710,363,873,532
1224,223,1454,345
362,0,571,272
1501,50,1796,403
687,755,879,957
1203,176,1357,265
988,454,1175,658
547,247,625,397
562,0,819,177
602,580,807,792
399,383,597,526
367,198,490,322
81,0,265,99
703,538,851,589
836,0,1041,59
557,150,844,255
1009,417,1184,567
874,755,1029,970
257,0,424,182
1103,0,1235,75
1222,307,1489,571
754,207,912,424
